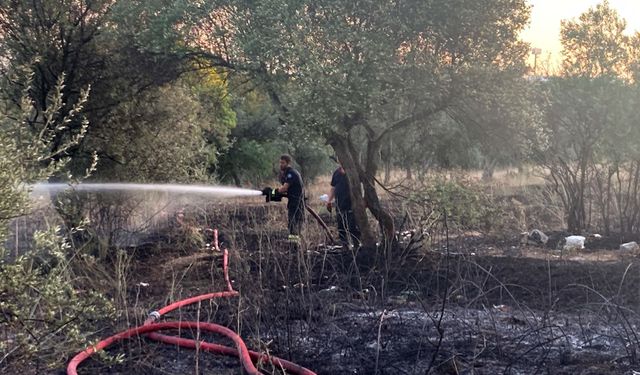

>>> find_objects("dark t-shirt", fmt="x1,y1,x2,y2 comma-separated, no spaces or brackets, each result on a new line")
280,166,304,204
331,167,351,211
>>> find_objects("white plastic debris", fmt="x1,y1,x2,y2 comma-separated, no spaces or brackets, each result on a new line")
399,230,413,242
564,235,586,251
620,242,639,252
493,304,510,312
319,194,329,202
366,341,382,350
320,286,340,293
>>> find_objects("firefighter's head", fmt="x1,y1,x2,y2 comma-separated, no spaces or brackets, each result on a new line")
279,154,292,171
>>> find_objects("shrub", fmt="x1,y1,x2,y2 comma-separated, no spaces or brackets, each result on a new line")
406,173,503,232
0,70,113,372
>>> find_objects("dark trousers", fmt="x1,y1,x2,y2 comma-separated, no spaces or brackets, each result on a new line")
287,201,305,235
336,208,360,247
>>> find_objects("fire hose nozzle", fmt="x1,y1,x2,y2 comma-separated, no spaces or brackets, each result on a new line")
262,187,284,202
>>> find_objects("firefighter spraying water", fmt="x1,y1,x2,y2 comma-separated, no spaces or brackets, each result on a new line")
261,155,335,244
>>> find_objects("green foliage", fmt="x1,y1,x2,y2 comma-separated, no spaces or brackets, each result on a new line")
0,71,113,371
88,75,235,183
218,127,332,186
408,174,501,232
0,70,89,244
218,139,281,186
289,141,333,183
0,1,111,163
226,0,531,137
215,88,281,185
561,0,634,78
533,76,631,233
0,0,234,183
385,112,481,173
108,0,213,53
531,2,640,233
0,229,115,371
216,86,332,185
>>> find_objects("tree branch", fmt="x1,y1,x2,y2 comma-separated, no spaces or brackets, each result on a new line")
374,99,449,145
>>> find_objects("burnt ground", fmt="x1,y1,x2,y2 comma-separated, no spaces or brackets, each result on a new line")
50,202,640,375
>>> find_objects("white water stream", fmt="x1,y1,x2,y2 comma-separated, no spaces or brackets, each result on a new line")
30,183,262,198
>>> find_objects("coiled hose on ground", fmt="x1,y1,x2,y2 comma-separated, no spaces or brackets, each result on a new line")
67,229,316,375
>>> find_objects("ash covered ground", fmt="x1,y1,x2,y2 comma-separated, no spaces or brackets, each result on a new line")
48,202,640,375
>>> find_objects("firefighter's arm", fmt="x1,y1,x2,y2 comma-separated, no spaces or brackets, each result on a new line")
278,183,290,194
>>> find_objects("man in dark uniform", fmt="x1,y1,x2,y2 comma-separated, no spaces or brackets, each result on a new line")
326,159,360,248
277,154,305,241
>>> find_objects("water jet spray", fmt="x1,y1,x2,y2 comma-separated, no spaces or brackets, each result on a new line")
31,182,263,198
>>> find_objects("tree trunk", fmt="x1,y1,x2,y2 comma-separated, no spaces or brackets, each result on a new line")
405,166,413,180
383,140,392,185
364,135,395,247
482,159,496,181
384,159,392,185
232,172,241,187
329,135,377,250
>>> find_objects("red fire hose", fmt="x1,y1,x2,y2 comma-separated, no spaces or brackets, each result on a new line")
67,229,316,375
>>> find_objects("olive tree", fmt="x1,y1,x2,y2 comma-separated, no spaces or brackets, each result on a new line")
210,0,532,250
532,1,640,235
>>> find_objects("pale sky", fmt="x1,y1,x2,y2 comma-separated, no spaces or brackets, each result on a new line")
520,0,640,69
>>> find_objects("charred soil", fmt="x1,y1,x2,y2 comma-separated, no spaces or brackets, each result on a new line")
62,202,640,375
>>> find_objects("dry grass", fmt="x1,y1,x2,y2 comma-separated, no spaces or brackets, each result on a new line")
305,166,547,202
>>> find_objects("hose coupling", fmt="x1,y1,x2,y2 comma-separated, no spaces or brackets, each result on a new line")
148,311,161,321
